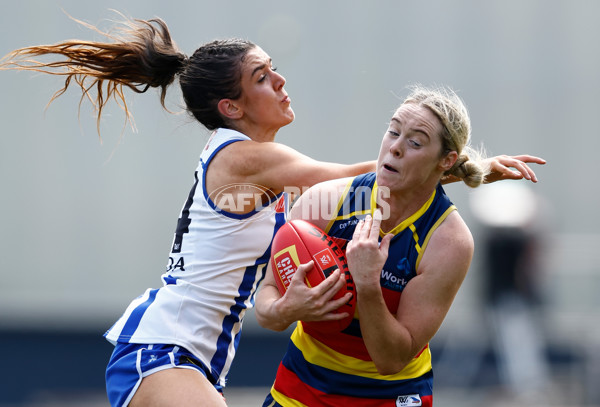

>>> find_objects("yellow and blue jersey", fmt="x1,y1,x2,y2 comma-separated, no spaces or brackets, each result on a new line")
267,172,456,406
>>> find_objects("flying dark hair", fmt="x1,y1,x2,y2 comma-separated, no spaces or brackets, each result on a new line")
0,13,256,133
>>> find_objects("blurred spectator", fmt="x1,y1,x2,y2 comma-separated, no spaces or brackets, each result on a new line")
470,182,550,400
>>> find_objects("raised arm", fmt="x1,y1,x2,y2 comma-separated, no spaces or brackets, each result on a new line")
212,139,375,194
482,154,546,183
442,154,546,185
345,210,473,375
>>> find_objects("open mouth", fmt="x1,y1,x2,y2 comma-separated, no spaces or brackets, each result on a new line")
383,164,398,173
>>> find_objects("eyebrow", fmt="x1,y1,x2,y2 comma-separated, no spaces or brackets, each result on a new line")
251,58,272,78
390,117,431,139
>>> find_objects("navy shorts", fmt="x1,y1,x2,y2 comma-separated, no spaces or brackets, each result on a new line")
105,342,220,407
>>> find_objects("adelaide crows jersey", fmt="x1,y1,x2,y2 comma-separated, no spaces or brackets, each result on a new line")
267,172,455,406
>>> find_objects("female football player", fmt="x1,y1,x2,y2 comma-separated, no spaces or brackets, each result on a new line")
2,14,544,406
255,85,545,406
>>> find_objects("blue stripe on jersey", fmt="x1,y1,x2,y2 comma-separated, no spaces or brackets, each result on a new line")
340,318,362,337
200,139,242,172
201,139,256,220
210,263,259,376
116,289,159,341
282,340,433,399
201,138,281,220
254,200,287,304
209,197,288,377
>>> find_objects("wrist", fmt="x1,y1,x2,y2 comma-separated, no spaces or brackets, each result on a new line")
270,297,296,331
355,281,381,299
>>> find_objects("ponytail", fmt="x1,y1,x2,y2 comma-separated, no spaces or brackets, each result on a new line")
445,146,491,188
0,14,186,133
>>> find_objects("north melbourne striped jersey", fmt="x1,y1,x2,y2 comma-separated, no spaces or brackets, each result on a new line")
105,128,288,388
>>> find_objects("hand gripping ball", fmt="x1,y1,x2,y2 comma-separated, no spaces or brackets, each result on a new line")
270,220,356,332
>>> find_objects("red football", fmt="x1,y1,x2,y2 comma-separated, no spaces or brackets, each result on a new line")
270,219,356,332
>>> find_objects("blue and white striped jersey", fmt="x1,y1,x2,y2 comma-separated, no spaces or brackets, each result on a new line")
105,128,288,387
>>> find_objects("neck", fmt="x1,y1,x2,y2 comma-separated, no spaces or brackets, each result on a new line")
230,122,278,142
377,184,439,233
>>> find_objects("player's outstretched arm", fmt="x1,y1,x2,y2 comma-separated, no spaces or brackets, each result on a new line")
441,154,546,185
483,154,546,183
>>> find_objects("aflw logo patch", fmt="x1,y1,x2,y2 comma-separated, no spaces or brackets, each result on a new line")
313,248,335,272
396,394,422,406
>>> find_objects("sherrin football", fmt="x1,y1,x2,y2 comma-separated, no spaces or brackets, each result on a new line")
270,219,356,332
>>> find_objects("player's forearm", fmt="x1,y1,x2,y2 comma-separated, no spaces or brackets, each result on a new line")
357,287,416,375
347,160,376,176
255,286,295,332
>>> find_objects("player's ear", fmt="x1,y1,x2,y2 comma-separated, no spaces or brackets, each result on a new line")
439,150,458,172
217,99,243,120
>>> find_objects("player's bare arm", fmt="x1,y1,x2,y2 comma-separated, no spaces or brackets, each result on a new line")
212,140,375,193
347,210,473,375
441,154,546,185
255,179,353,331
255,260,349,332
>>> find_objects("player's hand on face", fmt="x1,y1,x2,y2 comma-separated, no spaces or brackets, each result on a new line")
346,209,392,288
282,260,352,322
483,154,546,183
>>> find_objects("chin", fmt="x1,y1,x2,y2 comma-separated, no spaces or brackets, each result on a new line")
377,167,396,180
376,171,404,191
286,109,295,122
375,174,392,188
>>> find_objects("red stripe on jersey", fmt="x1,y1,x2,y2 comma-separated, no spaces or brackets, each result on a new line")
273,363,433,407
299,325,429,368
302,325,371,360
273,363,328,407
421,394,433,407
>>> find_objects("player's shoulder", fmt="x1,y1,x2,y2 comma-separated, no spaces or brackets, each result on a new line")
289,177,353,228
432,210,474,254
418,210,473,280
